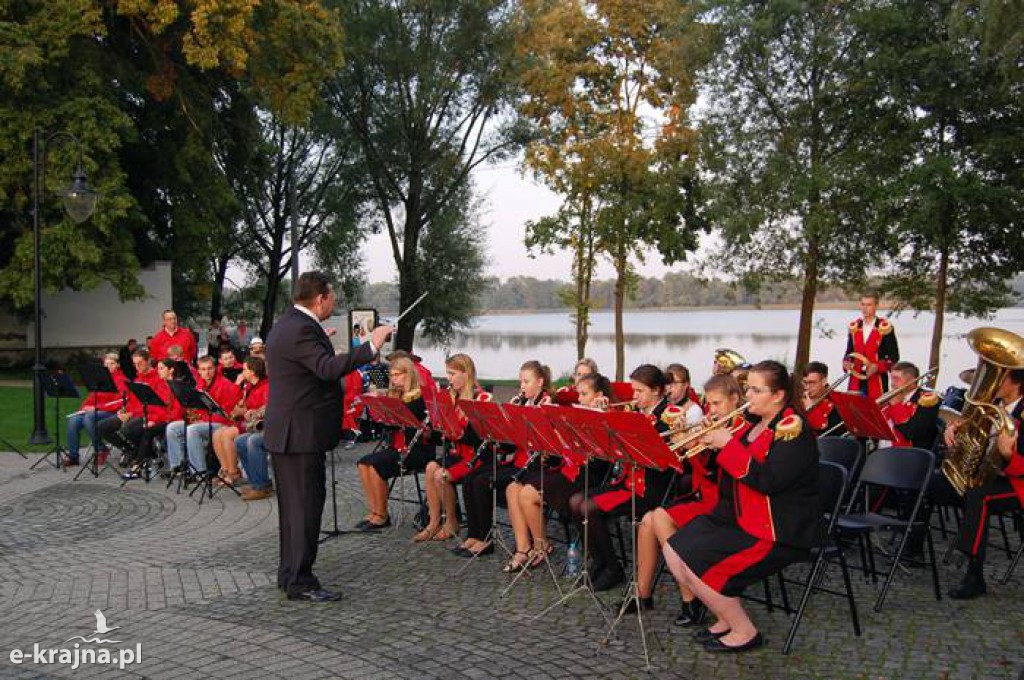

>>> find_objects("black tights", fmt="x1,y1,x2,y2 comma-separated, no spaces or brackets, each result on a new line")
569,492,624,573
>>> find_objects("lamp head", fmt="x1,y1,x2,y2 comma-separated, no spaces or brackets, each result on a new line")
60,170,98,223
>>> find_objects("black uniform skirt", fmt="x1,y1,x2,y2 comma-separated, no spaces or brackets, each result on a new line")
667,513,808,597
359,445,435,480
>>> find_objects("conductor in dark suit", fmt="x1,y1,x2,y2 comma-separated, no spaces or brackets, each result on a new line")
264,271,392,602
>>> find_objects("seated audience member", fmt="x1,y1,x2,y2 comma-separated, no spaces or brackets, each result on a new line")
65,353,129,467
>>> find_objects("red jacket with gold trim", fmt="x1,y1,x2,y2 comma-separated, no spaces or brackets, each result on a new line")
882,389,939,449
846,317,899,399
806,394,844,436
1001,401,1024,504
715,408,819,548
444,388,492,483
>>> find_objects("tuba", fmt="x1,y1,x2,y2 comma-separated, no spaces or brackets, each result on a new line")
941,327,1024,495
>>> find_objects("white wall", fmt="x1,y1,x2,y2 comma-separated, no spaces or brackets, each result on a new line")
26,261,173,348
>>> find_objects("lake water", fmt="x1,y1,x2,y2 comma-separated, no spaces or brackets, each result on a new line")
395,307,1024,388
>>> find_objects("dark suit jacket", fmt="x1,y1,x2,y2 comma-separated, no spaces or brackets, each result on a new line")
264,306,376,454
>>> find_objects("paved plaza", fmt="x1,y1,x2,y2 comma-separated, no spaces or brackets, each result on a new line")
0,445,1020,679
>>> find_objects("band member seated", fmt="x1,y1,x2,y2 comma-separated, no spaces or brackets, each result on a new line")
574,358,599,385
665,363,703,427
663,360,818,653
844,291,899,399
932,369,1023,599
458,360,553,562
802,361,845,436
568,364,675,591
118,358,186,479
65,353,128,467
627,375,744,624
416,353,490,543
881,361,940,449
211,357,269,486
96,349,162,462
355,356,437,531
164,356,242,480
218,346,243,383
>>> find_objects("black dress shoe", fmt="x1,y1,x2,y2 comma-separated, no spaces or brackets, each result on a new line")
674,599,708,627
692,627,730,644
450,546,474,558
948,572,987,600
703,632,764,653
287,588,343,603
591,566,625,592
619,596,654,614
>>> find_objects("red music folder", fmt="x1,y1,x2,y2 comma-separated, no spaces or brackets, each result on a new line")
830,391,899,441
508,404,566,455
457,399,518,447
605,411,683,472
360,394,424,429
556,406,619,464
423,389,465,441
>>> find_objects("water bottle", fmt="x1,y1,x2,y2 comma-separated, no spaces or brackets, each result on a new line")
564,539,582,579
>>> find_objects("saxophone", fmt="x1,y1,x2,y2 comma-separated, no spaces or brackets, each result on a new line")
941,327,1024,495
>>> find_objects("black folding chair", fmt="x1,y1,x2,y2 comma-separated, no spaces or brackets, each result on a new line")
817,436,862,505
782,461,861,654
837,446,939,611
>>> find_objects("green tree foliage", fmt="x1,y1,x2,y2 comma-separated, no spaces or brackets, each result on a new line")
324,0,526,352
518,0,711,378
0,0,345,319
862,0,1024,372
697,0,899,374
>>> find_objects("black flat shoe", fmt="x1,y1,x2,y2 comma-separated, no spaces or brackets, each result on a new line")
674,599,708,627
692,627,730,644
703,632,764,653
948,573,987,600
450,546,474,558
591,566,625,592
287,588,343,603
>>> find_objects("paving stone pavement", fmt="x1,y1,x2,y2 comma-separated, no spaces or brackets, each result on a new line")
0,446,1020,679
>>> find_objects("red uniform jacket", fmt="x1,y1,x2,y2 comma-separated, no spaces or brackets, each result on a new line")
126,369,164,419
149,327,197,364
79,369,129,412
882,389,939,449
806,394,843,436
846,317,899,399
444,388,492,483
238,378,269,428
200,374,243,426
1001,401,1024,504
715,408,819,548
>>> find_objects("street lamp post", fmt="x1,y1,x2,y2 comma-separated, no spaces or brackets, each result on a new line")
28,129,99,445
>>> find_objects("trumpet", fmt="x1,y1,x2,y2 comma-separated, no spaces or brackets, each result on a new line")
668,404,751,455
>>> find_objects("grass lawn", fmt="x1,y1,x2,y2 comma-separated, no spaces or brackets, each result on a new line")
0,385,77,454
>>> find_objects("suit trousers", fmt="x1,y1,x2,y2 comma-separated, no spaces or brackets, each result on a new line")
271,451,327,596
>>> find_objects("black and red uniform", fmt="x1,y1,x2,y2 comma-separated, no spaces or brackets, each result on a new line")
846,317,899,399
442,388,492,483
357,395,436,479
806,394,845,437
942,398,1023,563
460,392,551,542
882,388,940,450
667,408,818,596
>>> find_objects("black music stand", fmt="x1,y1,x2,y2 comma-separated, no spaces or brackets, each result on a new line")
173,360,195,387
30,371,80,470
118,381,165,482
73,362,120,480
169,382,235,503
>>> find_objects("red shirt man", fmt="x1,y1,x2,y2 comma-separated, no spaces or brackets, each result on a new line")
196,357,242,425
149,310,197,364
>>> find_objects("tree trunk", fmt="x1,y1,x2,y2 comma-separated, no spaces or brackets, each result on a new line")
614,248,627,381
209,255,230,322
929,243,950,377
261,273,282,340
395,263,420,352
795,234,820,376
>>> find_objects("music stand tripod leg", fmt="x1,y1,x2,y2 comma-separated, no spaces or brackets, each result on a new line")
0,436,29,460
532,456,609,625
319,447,344,543
453,441,514,577
601,462,652,670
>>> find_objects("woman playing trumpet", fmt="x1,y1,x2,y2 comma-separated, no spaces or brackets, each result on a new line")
415,354,491,543
663,360,818,653
624,375,745,623
568,364,676,591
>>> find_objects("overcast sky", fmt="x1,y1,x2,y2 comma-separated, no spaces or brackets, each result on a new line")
359,157,690,284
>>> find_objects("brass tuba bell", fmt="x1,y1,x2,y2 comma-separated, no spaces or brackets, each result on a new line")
941,327,1024,495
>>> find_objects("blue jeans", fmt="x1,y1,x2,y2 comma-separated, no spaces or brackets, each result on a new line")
166,421,223,473
66,410,117,459
236,432,271,489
